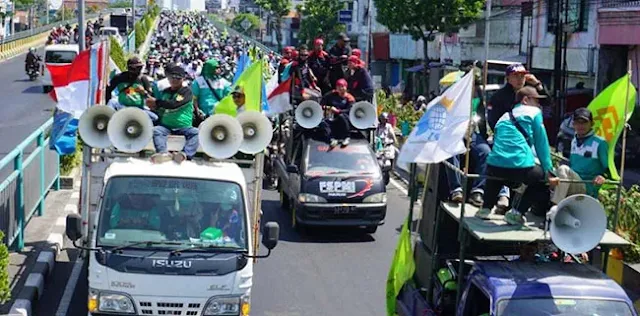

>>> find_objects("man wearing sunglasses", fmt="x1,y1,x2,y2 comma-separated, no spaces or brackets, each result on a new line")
231,85,246,114
106,57,157,122
146,64,199,163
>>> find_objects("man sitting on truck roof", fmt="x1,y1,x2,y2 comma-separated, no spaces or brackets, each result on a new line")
106,57,157,123
318,79,356,147
551,107,608,204
147,64,199,163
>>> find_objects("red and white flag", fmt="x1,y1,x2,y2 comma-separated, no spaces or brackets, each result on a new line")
47,42,105,118
265,78,292,116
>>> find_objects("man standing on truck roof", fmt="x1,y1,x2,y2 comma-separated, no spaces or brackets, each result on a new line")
551,107,608,203
192,59,232,117
107,57,158,123
147,64,199,163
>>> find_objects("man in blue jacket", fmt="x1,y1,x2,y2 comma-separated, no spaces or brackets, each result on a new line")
476,86,559,225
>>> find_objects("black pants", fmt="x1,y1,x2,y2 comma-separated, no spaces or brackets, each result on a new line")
482,165,550,216
318,114,350,141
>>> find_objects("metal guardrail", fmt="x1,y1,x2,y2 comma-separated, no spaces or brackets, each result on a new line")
0,13,101,44
0,118,60,250
207,17,278,55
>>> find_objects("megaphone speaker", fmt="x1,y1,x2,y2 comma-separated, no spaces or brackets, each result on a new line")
107,107,154,153
198,114,243,159
78,105,116,148
237,111,273,154
548,194,606,254
295,100,323,129
349,101,376,129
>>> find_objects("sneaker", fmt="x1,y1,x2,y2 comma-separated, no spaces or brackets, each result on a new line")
330,139,338,147
504,210,526,226
151,152,173,163
450,191,463,203
475,208,491,219
495,196,509,215
341,137,350,146
468,192,484,207
173,152,187,163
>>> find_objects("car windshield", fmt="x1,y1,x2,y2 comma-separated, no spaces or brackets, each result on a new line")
497,298,634,316
96,176,247,250
101,29,118,36
45,50,77,64
305,143,380,176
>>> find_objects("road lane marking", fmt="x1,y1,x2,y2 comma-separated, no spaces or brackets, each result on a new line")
55,257,84,316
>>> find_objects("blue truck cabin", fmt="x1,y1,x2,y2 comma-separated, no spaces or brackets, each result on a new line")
461,261,637,316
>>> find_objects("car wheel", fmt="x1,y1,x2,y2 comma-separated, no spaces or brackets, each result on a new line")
365,225,378,234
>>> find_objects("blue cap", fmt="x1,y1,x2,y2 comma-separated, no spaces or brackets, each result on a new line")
506,63,528,75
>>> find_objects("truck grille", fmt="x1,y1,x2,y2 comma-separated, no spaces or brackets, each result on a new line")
138,300,203,316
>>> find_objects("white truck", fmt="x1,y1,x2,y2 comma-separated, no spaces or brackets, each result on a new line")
65,137,278,316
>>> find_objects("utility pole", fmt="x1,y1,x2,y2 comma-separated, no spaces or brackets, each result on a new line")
45,0,49,25
78,0,85,50
365,0,372,69
482,0,492,102
553,0,563,126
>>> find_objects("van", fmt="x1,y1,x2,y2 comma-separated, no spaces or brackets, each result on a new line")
42,44,79,93
99,26,123,43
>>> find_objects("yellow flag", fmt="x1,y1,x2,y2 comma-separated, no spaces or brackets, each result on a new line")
386,217,415,316
215,62,263,116
587,74,637,180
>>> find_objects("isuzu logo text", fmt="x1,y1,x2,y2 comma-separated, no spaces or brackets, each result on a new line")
152,260,192,269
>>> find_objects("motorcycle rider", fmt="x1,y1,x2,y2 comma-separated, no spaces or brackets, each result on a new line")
25,47,40,74
376,112,397,149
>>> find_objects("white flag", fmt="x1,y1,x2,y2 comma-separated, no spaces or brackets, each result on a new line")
397,71,474,164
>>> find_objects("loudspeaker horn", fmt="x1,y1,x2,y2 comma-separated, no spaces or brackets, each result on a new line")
107,107,154,153
295,100,323,129
237,111,274,154
349,101,376,129
78,105,116,148
547,194,606,254
198,114,243,159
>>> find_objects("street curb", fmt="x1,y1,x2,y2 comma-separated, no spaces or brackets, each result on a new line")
8,247,59,316
59,166,80,190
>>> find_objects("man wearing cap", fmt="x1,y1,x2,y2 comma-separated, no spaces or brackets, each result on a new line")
477,86,559,225
146,64,198,163
192,59,232,117
328,33,352,89
551,107,608,203
487,63,550,132
278,46,294,83
106,56,157,122
309,38,331,94
230,85,247,114
291,45,321,103
319,78,355,147
346,55,374,102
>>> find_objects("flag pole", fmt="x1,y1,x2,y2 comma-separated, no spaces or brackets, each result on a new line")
611,59,632,233
252,60,265,263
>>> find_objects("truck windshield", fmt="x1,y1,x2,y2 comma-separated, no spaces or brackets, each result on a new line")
497,298,634,316
96,176,247,251
305,144,380,176
45,50,76,64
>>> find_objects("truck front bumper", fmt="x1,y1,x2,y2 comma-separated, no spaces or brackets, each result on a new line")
295,202,387,226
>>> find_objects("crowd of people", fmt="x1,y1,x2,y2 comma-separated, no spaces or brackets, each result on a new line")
46,17,105,46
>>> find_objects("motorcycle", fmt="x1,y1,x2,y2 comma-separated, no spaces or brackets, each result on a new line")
26,57,41,81
375,137,397,185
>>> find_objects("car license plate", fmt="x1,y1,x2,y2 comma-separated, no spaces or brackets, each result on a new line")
334,206,354,214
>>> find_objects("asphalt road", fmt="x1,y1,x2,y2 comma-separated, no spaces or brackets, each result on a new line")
0,48,56,161
34,178,414,316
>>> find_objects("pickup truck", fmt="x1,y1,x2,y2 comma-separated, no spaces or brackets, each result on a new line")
275,135,387,233
398,260,638,316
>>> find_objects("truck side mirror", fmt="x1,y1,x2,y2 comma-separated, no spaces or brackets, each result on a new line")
261,222,279,250
286,165,298,173
66,213,83,242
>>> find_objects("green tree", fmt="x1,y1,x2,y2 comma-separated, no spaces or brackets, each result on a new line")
231,13,260,35
254,0,291,51
297,0,345,47
373,0,483,62
109,0,133,9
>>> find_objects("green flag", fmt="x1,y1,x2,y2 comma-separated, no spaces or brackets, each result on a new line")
386,217,415,316
215,62,263,116
587,74,637,180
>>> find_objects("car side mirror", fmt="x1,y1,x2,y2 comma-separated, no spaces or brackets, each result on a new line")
286,165,299,173
65,213,83,242
261,222,279,250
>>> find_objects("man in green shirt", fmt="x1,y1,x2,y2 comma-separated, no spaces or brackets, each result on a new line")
146,64,199,163
192,59,231,116
106,57,158,123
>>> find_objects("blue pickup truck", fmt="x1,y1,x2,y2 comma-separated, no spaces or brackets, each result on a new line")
399,260,637,316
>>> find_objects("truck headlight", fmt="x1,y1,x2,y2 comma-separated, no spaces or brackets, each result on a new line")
298,193,326,203
363,193,386,203
204,295,250,316
88,289,135,314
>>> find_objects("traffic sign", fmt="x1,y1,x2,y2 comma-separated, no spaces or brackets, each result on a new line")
240,18,252,31
338,10,352,23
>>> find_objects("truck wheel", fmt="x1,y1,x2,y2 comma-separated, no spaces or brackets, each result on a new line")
279,185,290,209
365,226,378,234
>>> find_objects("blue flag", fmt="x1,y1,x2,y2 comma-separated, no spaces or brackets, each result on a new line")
261,79,269,112
49,109,79,155
280,62,293,82
233,53,251,84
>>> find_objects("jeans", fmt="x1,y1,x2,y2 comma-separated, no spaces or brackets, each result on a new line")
445,133,509,197
483,165,550,215
108,98,159,123
153,126,199,158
